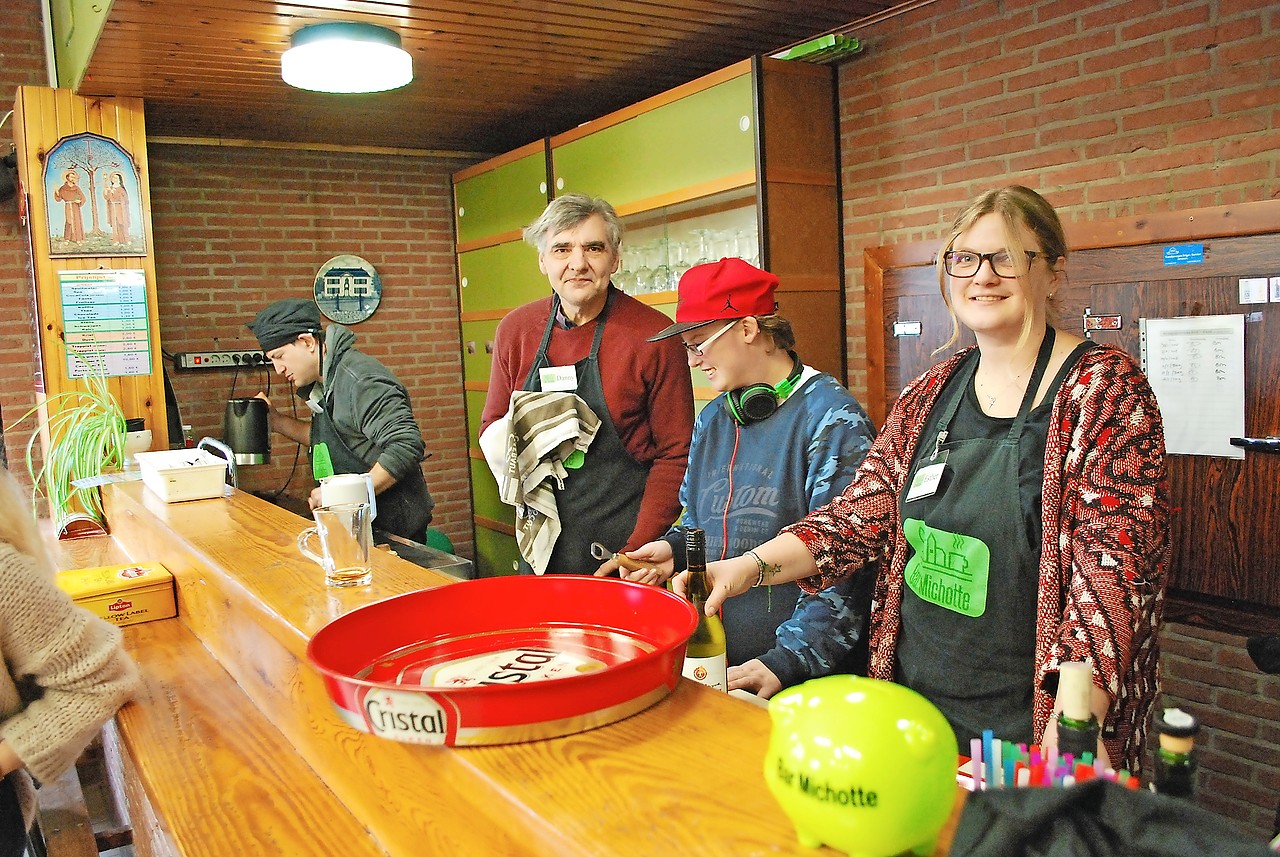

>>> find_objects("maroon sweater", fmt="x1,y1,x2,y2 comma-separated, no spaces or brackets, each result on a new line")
481,288,694,550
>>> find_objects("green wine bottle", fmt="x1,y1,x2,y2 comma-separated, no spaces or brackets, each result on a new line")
1152,707,1199,799
681,528,727,691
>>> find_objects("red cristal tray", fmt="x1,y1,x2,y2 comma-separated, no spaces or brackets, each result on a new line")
306,574,698,746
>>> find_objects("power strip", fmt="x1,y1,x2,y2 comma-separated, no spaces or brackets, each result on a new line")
174,350,267,370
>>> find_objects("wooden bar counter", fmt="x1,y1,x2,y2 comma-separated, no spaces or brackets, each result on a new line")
91,481,963,856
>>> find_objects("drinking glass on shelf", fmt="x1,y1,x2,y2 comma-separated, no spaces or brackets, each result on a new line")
744,228,761,267
712,229,736,261
651,237,672,294
614,250,636,295
632,242,656,294
728,229,747,261
690,229,716,265
671,241,693,286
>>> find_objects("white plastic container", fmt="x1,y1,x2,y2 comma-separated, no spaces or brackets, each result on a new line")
135,449,229,503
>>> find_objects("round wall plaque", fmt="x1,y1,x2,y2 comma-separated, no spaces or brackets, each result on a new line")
313,255,382,324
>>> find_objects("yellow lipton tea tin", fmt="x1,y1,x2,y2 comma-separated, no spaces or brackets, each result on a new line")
56,563,176,627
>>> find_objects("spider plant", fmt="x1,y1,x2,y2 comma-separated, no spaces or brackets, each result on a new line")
5,353,125,529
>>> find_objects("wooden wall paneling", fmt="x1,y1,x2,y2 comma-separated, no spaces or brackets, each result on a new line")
759,59,837,178
758,58,845,385
1067,236,1280,613
1068,199,1280,251
884,276,968,394
866,246,974,423
12,87,170,478
773,291,842,383
763,182,841,281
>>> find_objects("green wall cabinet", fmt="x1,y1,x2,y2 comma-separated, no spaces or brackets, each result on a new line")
454,144,550,246
472,525,522,578
469,458,513,528
457,242,548,314
552,72,756,212
460,319,501,384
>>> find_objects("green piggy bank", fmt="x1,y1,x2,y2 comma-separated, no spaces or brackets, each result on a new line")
764,675,958,857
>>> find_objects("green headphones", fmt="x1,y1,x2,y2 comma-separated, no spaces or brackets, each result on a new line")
725,354,804,426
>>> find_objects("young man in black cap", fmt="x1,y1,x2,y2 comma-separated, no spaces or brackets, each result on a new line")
248,298,434,542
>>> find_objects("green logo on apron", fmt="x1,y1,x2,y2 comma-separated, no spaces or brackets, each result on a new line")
903,518,989,618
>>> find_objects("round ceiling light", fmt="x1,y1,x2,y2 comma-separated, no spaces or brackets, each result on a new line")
282,22,413,94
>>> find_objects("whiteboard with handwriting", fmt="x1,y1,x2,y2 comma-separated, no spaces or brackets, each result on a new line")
1140,314,1245,459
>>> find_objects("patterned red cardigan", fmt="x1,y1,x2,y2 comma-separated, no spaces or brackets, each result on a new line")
784,343,1170,773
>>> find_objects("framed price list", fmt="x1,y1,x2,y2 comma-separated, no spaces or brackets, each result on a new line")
59,268,152,379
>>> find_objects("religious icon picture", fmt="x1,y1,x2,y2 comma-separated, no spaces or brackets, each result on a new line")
43,132,146,257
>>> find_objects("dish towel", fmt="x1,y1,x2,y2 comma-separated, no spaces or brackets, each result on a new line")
479,391,601,575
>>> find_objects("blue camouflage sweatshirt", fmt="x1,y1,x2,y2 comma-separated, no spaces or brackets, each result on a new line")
663,368,877,688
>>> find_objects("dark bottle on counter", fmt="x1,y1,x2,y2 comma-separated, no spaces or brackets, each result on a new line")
681,528,727,691
1055,660,1099,761
1152,707,1200,799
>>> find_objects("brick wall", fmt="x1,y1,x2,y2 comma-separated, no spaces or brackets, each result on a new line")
1159,625,1280,837
149,144,476,555
837,0,1278,401
835,0,1279,839
0,1,49,477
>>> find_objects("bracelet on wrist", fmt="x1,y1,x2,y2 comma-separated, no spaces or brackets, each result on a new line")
746,549,768,588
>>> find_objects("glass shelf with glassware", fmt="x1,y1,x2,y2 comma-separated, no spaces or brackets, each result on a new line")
615,187,759,302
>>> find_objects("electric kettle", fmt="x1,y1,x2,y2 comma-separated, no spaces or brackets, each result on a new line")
223,397,270,465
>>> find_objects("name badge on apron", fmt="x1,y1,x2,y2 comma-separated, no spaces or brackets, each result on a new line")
906,449,948,502
539,365,578,392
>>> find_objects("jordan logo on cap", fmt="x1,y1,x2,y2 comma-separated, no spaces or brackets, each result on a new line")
721,295,738,313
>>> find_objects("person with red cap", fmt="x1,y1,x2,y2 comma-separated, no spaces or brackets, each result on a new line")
600,257,877,698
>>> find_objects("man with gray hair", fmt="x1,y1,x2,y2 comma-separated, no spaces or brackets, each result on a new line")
480,193,693,574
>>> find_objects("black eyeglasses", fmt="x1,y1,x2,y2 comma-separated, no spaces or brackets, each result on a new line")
943,250,1040,278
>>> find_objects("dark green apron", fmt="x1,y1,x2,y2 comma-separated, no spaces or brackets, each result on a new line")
519,289,647,574
310,394,432,544
894,328,1059,745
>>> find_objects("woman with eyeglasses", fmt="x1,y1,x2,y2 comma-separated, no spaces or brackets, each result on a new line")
680,186,1169,776
599,257,878,699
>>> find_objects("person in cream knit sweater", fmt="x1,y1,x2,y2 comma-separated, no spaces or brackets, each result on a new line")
0,466,139,854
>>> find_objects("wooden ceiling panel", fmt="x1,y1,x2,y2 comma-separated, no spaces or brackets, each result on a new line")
77,0,903,154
